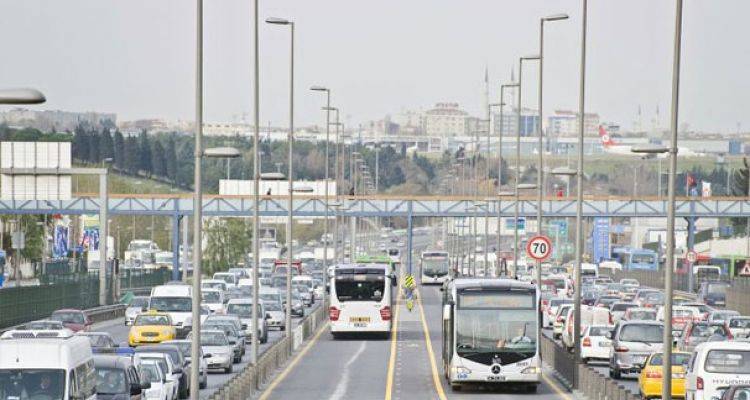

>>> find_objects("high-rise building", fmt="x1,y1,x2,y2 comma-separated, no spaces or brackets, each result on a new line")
547,110,600,137
422,103,469,136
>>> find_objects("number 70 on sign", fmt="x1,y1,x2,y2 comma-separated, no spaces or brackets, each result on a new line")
526,235,552,261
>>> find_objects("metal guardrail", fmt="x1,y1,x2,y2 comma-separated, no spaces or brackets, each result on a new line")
207,301,328,400
542,334,639,400
0,304,126,334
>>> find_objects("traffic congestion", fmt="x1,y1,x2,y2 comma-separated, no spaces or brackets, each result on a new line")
0,253,325,400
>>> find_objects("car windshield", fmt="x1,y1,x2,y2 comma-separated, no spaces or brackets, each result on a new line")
203,282,225,290
643,292,664,304
201,332,229,346
549,279,566,290
550,299,571,308
589,327,612,337
96,367,127,395
264,302,282,312
215,274,234,284
612,303,635,312
690,324,729,338
130,298,149,308
201,291,221,303
135,315,170,326
26,321,62,330
150,297,191,312
203,325,236,338
227,303,262,317
629,310,656,320
704,350,750,374
649,353,691,367
456,309,537,353
335,280,385,302
619,324,663,343
0,369,65,400
138,363,161,383
707,283,728,294
50,311,84,324
83,334,111,348
730,318,750,328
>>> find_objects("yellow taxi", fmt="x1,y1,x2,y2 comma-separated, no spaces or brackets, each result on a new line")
638,351,691,399
128,311,176,347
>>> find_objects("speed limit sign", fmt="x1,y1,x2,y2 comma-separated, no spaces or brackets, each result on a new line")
526,235,552,261
686,250,697,263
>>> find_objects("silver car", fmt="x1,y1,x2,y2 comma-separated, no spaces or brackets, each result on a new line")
191,330,234,374
608,320,664,379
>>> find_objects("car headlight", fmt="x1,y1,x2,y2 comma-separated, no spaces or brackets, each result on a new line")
522,366,540,374
454,366,471,375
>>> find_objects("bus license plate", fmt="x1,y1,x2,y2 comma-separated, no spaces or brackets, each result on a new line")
350,317,370,327
486,375,505,381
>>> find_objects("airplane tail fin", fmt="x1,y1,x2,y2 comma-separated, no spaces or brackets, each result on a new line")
598,125,615,147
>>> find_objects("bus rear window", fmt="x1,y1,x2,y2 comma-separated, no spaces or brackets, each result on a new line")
335,280,384,302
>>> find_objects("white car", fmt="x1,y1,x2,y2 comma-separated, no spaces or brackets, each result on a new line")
134,353,179,400
728,316,750,339
686,341,750,400
194,329,235,374
260,288,286,331
580,325,613,364
201,288,225,314
545,298,572,327
553,304,573,339
126,296,150,325
226,298,268,343
138,359,173,400
562,306,611,350
201,279,228,293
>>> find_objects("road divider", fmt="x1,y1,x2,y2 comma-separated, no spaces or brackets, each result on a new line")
209,301,328,400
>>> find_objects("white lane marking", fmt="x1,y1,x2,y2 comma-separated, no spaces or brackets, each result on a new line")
330,340,368,400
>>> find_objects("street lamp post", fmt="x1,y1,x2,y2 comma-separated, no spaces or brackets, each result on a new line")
266,16,295,339
536,12,569,292
250,0,260,367
514,55,539,275
312,88,331,271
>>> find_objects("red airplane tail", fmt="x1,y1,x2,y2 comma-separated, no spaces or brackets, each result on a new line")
598,125,615,147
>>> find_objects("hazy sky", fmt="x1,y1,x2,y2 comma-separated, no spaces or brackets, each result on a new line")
1,1,749,133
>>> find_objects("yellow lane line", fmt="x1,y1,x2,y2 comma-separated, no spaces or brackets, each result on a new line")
258,320,330,400
384,287,401,400
542,372,573,400
415,289,447,400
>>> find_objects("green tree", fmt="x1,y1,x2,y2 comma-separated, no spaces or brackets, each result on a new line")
138,130,152,176
100,128,114,162
124,136,139,175
175,142,194,188
151,140,167,177
203,218,250,275
730,157,749,236
113,131,125,170
164,135,178,182
89,131,100,163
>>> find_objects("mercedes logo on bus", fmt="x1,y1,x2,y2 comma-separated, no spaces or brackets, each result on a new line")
491,365,502,375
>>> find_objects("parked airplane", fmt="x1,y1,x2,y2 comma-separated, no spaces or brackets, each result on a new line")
598,126,704,157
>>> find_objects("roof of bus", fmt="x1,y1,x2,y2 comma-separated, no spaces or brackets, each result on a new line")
451,278,535,291
355,255,394,264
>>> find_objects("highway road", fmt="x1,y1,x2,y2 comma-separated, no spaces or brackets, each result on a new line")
94,304,320,399
256,283,573,400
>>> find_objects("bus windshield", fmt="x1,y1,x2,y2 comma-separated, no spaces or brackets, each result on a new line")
632,253,655,264
423,259,449,276
0,369,65,400
456,309,537,354
150,297,192,312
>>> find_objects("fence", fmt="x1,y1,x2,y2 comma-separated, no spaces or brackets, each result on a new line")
541,334,639,400
207,301,329,400
0,268,170,330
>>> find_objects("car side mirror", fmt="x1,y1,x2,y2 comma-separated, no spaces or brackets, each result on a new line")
140,382,151,390
173,366,183,374
203,353,211,358
265,313,272,320
130,383,143,396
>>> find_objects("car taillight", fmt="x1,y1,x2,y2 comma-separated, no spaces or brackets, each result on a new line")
582,337,591,347
726,328,734,340
697,376,704,390
557,316,563,323
329,307,340,321
614,346,629,353
380,306,392,321
609,313,614,325
645,370,662,379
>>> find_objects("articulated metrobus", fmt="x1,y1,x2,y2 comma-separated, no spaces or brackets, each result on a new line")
329,263,394,338
442,278,540,392
420,250,451,284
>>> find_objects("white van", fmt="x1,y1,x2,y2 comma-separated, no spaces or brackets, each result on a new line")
0,330,97,400
686,341,750,400
329,264,393,338
581,263,599,278
562,306,611,350
149,284,193,337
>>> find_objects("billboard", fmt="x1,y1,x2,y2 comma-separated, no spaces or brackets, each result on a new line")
1,142,72,200
591,217,610,263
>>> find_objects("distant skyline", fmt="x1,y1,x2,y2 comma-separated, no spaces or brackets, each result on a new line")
1,1,749,133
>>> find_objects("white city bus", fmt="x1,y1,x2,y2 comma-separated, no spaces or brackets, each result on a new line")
329,263,393,338
420,250,451,285
442,278,541,392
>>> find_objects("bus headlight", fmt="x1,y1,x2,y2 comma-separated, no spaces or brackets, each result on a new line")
521,366,540,374
454,366,471,375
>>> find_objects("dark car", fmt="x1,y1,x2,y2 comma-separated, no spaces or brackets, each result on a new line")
50,309,91,332
94,355,150,399
676,321,732,352
698,281,730,307
77,332,118,351
134,344,188,399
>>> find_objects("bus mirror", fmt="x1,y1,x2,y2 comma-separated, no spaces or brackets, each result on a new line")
443,305,451,321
